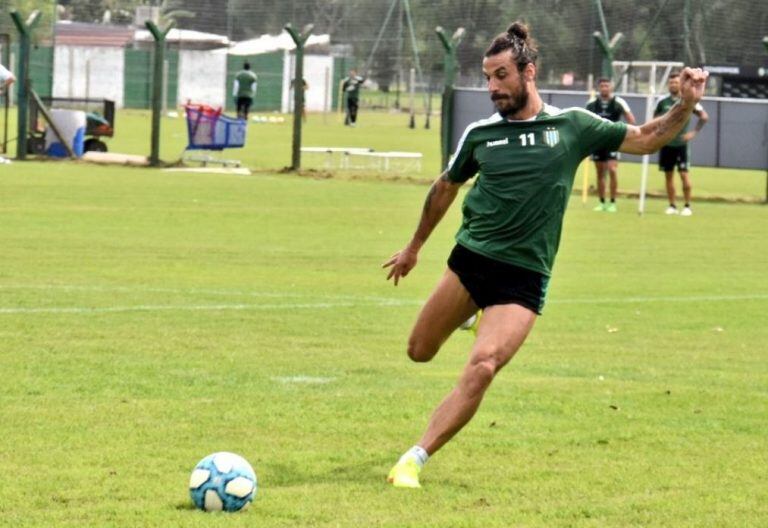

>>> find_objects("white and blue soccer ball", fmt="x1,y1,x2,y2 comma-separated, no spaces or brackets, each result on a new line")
189,452,257,512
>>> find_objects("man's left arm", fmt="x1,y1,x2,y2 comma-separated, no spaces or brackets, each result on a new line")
619,67,708,155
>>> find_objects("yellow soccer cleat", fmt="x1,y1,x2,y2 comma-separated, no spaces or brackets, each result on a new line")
387,458,422,489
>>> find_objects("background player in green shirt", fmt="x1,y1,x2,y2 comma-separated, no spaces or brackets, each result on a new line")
586,78,636,212
382,21,709,489
654,72,708,216
342,69,365,126
233,62,258,120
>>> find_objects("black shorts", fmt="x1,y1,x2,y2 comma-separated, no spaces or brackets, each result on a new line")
659,145,689,172
590,149,619,162
447,244,550,315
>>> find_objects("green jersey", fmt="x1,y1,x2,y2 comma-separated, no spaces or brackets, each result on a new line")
446,105,627,276
585,95,631,123
234,70,258,99
653,95,704,147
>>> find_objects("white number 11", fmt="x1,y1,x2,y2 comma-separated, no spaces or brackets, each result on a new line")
519,133,535,146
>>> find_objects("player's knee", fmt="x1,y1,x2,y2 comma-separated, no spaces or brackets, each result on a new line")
464,349,501,395
407,336,437,363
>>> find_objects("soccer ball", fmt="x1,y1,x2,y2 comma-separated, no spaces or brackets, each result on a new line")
189,452,257,512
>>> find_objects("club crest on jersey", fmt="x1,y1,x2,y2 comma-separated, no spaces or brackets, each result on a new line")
543,127,560,147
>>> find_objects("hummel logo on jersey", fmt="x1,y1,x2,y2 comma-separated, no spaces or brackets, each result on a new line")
543,127,560,148
486,138,509,148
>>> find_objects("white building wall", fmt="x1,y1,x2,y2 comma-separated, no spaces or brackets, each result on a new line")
178,49,227,108
53,46,125,106
281,53,334,113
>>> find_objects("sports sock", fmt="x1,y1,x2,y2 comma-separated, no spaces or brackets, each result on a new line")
398,445,429,468
684,202,690,208
610,198,615,203
599,197,605,203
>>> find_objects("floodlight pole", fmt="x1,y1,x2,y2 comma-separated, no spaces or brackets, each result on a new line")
592,0,622,80
10,10,41,161
436,26,464,170
146,20,174,167
285,23,313,171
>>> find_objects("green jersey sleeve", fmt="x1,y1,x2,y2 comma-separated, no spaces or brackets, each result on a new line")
571,109,627,158
446,128,479,183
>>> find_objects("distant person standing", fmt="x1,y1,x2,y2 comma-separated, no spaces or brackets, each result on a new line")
585,78,636,212
233,62,258,120
342,69,365,126
654,72,708,216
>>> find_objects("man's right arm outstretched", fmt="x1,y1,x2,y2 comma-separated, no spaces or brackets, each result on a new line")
383,173,462,285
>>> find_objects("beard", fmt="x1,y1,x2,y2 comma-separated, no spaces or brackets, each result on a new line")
491,82,529,118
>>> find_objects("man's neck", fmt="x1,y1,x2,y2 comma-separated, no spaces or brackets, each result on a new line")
506,89,543,121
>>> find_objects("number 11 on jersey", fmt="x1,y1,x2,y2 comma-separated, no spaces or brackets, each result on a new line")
519,132,535,146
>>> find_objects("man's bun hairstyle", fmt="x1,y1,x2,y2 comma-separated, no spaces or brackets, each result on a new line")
507,22,528,41
485,21,538,71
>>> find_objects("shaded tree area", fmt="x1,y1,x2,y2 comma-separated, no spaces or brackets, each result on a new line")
40,0,768,89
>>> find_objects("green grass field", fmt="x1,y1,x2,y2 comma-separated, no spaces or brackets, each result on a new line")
3,107,765,202
0,111,766,527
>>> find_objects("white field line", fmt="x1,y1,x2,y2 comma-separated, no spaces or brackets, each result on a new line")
0,300,420,315
0,284,405,304
271,376,336,385
0,284,766,316
549,294,768,305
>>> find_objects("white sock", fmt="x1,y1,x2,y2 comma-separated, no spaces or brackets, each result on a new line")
398,445,429,468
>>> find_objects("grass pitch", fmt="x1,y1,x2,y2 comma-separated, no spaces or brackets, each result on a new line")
0,158,766,527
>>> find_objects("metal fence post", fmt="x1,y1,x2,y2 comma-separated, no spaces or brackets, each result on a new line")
436,26,463,171
145,21,174,167
10,10,41,161
284,23,314,171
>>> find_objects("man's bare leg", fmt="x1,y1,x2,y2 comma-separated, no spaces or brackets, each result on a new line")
407,269,478,363
594,161,606,202
607,160,618,202
418,303,537,455
665,170,676,207
680,170,692,205
388,302,536,487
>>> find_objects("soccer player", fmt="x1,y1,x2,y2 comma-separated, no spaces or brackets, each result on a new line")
342,69,365,126
586,78,636,212
383,22,708,489
233,62,258,120
654,72,708,216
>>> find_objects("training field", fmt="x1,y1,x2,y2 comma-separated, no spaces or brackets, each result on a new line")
1,113,766,527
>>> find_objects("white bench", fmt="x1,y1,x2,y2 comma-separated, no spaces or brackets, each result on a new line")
301,147,374,169
347,151,423,172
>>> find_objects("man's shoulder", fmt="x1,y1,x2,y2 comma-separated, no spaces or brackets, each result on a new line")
543,104,600,123
462,113,504,134
456,114,504,148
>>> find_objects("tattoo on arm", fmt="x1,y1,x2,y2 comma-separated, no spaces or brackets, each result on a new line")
653,103,690,141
